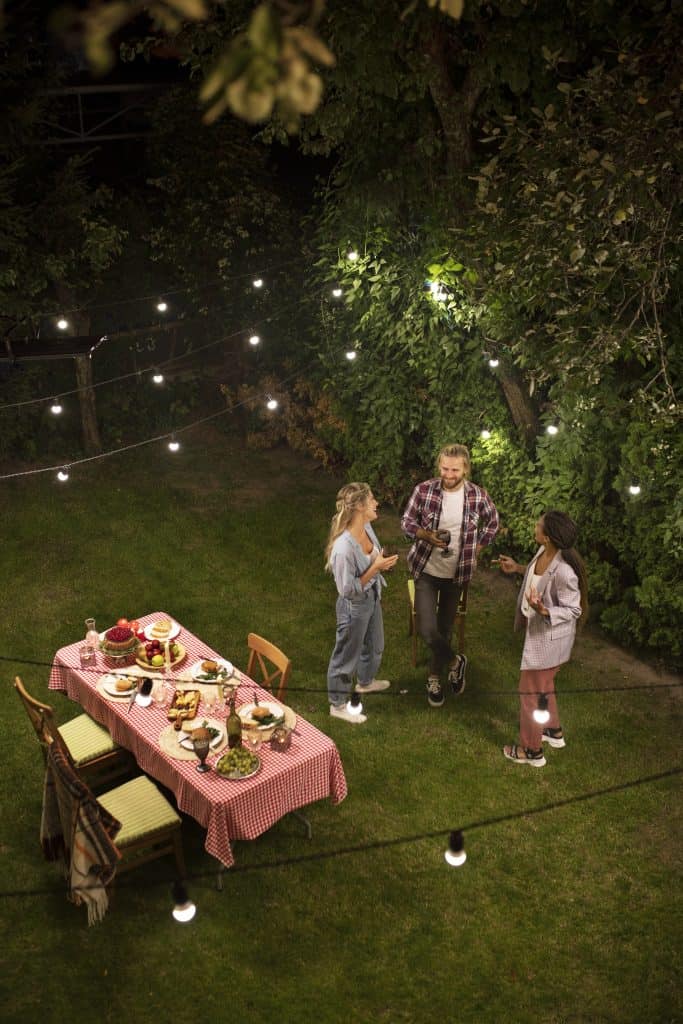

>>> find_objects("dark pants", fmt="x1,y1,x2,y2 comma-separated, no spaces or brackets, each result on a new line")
414,573,462,676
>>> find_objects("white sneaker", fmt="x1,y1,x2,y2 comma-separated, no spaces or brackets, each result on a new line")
355,679,391,693
330,704,367,724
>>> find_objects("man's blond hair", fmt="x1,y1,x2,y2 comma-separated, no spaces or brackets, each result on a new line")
435,443,470,476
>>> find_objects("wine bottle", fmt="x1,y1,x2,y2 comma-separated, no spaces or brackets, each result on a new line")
227,695,242,749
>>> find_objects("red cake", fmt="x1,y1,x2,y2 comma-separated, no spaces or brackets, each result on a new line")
103,626,137,652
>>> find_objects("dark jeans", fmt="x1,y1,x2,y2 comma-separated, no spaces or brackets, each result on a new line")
414,573,462,676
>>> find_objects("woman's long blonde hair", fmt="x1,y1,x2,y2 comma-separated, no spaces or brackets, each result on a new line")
324,482,372,569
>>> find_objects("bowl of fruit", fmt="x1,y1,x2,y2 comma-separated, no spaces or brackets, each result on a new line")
136,637,186,671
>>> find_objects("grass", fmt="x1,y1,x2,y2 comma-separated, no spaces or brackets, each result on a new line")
0,429,680,1024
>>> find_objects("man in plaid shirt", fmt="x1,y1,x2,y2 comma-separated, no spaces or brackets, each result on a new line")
401,443,499,706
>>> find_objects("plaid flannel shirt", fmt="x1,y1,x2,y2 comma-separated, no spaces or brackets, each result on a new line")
401,478,499,584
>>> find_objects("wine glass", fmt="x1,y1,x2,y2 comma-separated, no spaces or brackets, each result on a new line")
203,686,219,716
192,730,211,773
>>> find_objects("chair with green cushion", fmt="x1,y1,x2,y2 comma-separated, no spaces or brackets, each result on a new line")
14,676,132,788
42,735,185,922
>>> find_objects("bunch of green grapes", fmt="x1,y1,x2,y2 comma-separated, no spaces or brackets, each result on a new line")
216,747,259,777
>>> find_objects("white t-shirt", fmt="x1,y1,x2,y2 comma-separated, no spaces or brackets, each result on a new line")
425,487,464,579
522,571,543,618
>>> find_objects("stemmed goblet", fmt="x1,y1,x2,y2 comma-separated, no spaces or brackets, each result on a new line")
192,729,211,773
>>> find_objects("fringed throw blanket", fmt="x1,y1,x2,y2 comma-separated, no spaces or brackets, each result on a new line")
41,742,122,924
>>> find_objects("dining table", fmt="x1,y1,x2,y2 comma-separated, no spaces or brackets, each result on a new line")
48,612,348,870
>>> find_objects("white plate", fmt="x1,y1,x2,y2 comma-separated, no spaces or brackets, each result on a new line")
189,658,234,683
101,674,138,697
143,619,180,642
238,701,285,731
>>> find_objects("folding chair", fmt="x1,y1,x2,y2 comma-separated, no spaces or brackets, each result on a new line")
42,735,186,923
14,676,132,788
246,633,292,702
407,580,469,667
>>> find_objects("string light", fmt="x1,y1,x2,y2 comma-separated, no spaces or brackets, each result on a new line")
56,318,69,330
266,396,278,411
346,692,363,716
533,693,551,725
168,435,180,452
345,351,357,361
546,424,559,435
171,881,196,923
248,334,260,346
480,429,491,439
332,287,343,298
347,250,359,261
253,278,264,289
56,468,70,482
50,398,63,415
488,358,499,368
156,301,168,313
444,830,467,867
152,371,164,385
628,485,641,496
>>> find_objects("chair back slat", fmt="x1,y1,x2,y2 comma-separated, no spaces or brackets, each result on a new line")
246,633,291,701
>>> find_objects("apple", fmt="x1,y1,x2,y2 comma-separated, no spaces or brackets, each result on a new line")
130,619,140,632
117,617,130,628
151,654,165,667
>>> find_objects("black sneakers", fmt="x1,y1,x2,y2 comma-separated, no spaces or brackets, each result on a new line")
426,676,444,707
448,654,467,695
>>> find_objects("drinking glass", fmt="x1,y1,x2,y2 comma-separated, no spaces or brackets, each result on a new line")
79,645,96,670
243,729,262,753
192,732,211,773
84,618,99,647
203,686,219,715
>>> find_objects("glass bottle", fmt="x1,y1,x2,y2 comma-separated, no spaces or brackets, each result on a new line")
227,695,242,749
85,618,99,647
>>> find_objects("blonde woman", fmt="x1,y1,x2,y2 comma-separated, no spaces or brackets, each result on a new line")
326,483,398,724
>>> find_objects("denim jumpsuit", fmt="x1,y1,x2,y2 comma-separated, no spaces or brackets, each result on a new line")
326,525,387,707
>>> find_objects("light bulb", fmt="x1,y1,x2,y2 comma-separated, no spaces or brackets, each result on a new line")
348,250,359,261
171,882,196,923
168,437,180,452
57,318,69,330
533,693,551,725
57,468,69,482
152,372,164,384
546,424,559,435
50,399,63,415
488,358,499,368
628,484,641,496
480,429,491,439
444,830,467,867
156,301,168,312
345,351,357,361
346,693,363,716
266,398,278,411
248,334,260,346
332,287,343,297
253,278,264,289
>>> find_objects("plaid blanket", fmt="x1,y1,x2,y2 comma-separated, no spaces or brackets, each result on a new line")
41,742,122,925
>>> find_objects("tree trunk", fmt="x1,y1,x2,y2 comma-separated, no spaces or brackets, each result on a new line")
74,353,101,455
498,369,539,448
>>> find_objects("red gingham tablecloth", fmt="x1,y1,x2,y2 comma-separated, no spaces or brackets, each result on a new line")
49,613,347,868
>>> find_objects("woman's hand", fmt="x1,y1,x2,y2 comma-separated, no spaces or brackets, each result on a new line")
498,554,521,574
375,552,399,573
527,585,549,617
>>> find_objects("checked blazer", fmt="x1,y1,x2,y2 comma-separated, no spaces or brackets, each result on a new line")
515,547,582,670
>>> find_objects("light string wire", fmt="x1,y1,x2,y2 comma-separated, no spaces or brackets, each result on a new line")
11,253,309,321
1,657,681,697
0,352,318,481
0,766,678,902
0,274,333,413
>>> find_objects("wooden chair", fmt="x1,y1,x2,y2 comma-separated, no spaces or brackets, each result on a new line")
42,735,185,923
14,676,132,788
407,580,469,668
246,633,291,701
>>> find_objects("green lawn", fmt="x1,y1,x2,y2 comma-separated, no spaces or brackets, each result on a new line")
0,431,680,1024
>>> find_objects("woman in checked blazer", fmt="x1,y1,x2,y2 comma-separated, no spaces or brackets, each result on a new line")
498,511,589,767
